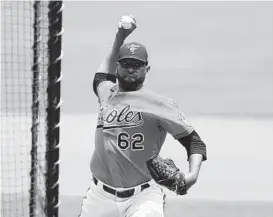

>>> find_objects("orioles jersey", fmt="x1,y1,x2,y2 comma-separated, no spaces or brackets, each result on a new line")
90,74,194,188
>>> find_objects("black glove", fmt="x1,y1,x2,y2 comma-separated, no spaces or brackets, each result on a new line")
146,154,187,195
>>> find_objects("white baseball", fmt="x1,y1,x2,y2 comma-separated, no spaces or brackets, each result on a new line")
120,15,135,29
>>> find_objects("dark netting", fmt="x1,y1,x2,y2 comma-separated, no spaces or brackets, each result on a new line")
1,1,62,217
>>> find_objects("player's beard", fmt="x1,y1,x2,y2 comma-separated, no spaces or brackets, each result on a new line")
117,71,145,91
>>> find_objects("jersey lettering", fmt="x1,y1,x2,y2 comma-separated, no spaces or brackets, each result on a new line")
104,105,144,129
117,132,145,151
131,133,144,151
117,132,130,150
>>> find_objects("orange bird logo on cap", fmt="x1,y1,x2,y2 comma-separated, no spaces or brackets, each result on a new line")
127,44,140,54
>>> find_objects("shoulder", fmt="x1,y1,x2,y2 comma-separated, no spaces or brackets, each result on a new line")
140,87,178,108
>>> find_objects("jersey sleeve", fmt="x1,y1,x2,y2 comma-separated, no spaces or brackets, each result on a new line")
157,99,194,140
93,72,117,104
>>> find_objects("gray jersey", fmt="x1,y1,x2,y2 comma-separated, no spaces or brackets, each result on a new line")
90,81,193,188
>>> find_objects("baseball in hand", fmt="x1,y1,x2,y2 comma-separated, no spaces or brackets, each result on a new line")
120,15,135,29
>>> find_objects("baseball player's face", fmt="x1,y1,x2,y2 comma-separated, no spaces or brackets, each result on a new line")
117,59,150,91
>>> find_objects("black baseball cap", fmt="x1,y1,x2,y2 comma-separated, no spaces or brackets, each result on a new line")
117,42,148,63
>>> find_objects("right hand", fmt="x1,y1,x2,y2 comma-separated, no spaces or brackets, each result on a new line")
116,15,137,40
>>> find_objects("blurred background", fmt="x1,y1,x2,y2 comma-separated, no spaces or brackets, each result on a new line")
59,1,273,216
62,1,273,116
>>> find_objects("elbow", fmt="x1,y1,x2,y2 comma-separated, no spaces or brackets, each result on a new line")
179,130,208,162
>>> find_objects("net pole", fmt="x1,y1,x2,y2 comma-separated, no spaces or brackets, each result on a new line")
46,1,63,217
30,1,41,216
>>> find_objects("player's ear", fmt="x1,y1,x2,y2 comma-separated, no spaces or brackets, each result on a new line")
145,65,150,78
115,62,120,75
146,65,151,72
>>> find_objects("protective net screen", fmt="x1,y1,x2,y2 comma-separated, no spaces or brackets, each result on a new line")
1,1,50,216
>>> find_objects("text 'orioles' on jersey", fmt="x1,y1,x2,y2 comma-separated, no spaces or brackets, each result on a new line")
91,73,194,188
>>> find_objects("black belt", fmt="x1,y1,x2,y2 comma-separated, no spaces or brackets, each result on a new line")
93,177,150,198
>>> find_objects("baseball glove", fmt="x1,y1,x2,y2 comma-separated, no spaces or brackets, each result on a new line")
146,154,187,195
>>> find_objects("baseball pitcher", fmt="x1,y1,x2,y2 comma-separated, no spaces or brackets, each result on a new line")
78,15,207,217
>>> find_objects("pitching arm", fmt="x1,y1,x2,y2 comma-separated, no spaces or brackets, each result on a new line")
96,16,137,75
93,31,127,97
93,16,137,100
96,33,125,76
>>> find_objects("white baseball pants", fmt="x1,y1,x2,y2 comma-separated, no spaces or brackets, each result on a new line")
78,178,166,217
